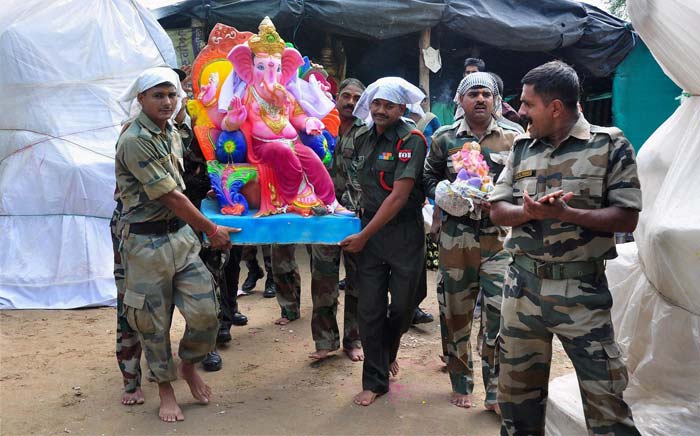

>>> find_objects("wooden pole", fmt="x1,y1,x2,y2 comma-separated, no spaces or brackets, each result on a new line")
419,28,431,112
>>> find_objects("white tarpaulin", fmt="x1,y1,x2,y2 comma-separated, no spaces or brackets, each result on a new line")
0,0,178,308
547,0,700,434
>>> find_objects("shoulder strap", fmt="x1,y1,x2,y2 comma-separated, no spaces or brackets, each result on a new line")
395,129,428,153
379,129,428,192
416,112,437,132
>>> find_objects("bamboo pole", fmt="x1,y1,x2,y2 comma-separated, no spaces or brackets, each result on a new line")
419,28,431,112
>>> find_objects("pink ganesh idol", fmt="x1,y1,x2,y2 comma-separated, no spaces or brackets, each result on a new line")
219,17,351,216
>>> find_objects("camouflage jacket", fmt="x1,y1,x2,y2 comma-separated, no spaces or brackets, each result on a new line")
490,115,642,262
424,117,521,200
115,111,190,223
330,117,365,210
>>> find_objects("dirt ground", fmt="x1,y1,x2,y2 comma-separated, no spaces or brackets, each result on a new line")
0,247,572,436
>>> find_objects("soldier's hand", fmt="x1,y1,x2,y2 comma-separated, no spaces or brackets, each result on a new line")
209,225,241,250
339,233,368,253
523,190,571,220
429,217,441,243
538,190,574,205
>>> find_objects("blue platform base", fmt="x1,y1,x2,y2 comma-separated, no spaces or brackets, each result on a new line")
200,198,361,245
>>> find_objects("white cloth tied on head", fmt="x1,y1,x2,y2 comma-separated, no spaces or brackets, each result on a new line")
407,103,426,119
119,67,186,122
353,77,425,122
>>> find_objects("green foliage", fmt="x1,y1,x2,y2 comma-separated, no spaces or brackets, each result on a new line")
606,0,628,19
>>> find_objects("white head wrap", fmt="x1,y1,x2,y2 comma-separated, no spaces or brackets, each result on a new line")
407,102,426,119
453,72,501,120
353,77,425,122
119,67,186,122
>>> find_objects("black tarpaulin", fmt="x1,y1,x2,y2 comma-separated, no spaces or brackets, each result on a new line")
443,1,588,51
303,0,445,39
148,0,635,77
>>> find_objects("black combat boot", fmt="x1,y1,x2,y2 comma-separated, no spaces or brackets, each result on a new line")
262,255,276,298
241,260,264,294
263,274,276,298
412,307,434,325
202,350,222,371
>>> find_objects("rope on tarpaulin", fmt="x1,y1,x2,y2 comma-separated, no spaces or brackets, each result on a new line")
0,125,119,164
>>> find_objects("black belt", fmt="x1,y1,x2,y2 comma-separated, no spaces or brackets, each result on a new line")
446,214,492,229
513,255,604,280
129,218,186,235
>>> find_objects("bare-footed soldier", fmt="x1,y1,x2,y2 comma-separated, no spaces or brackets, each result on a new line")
340,77,427,406
308,78,368,363
112,67,192,407
115,67,239,422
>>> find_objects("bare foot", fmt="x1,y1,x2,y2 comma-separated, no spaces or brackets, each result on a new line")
390,361,400,377
344,347,364,362
158,383,184,422
485,403,501,415
179,362,211,404
353,390,378,406
309,349,333,360
121,388,145,406
450,392,473,408
274,317,291,325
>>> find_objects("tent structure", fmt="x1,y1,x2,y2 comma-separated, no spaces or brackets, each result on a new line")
150,1,650,137
0,0,178,309
146,0,634,78
546,0,700,434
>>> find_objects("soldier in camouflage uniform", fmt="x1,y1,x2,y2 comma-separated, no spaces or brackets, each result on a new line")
424,72,519,411
115,68,238,422
271,244,303,324
308,78,365,361
111,200,145,405
490,61,642,435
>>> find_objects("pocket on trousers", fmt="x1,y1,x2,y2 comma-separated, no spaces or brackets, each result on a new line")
602,340,629,395
124,290,156,335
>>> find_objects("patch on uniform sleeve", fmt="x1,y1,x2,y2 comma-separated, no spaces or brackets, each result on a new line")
398,149,413,162
514,170,534,181
378,152,394,161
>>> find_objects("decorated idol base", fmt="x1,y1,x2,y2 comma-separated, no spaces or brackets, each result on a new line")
201,198,360,245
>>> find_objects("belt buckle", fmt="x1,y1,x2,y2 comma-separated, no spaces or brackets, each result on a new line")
534,260,550,279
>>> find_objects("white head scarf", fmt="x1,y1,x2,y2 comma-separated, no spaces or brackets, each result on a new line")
353,77,425,123
407,102,426,118
119,67,186,122
453,72,501,120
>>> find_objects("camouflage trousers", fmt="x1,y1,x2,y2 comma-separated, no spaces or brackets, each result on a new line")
241,245,271,263
438,217,509,405
310,245,361,351
110,209,142,393
270,245,303,320
120,224,219,383
498,260,640,436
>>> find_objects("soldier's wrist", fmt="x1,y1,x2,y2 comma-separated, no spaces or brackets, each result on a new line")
205,223,219,239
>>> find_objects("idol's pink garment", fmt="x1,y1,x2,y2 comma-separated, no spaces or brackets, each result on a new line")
251,136,335,205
